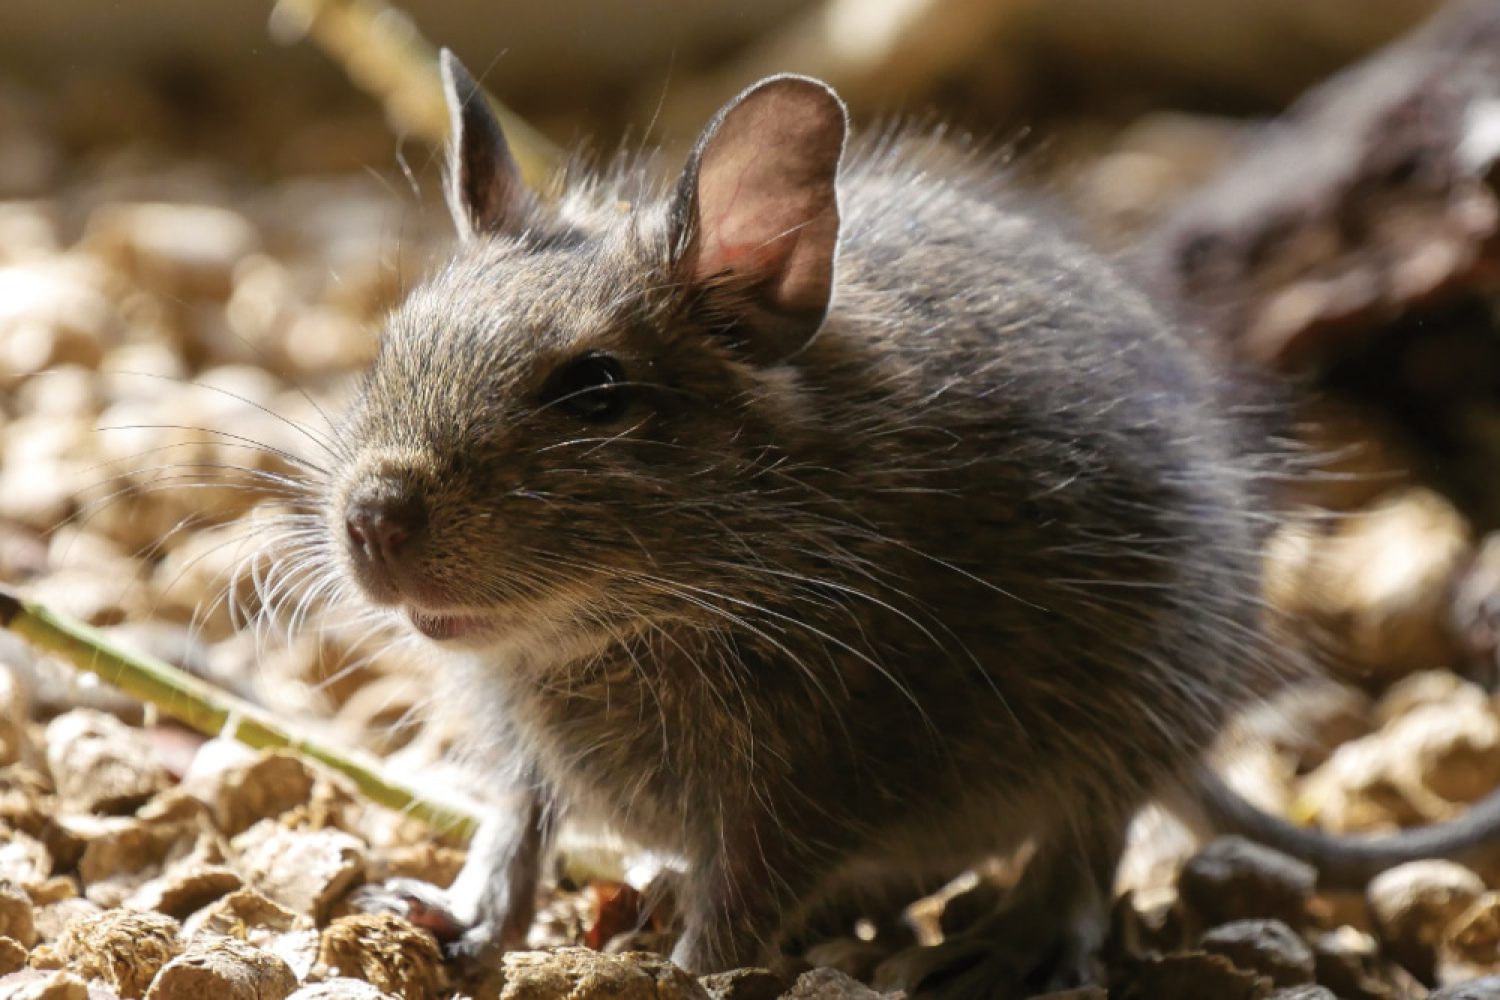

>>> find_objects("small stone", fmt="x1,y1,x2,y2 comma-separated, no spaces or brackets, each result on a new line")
87,202,259,301
316,914,445,1000
1115,952,1269,1000
286,982,398,1000
698,967,786,1000
32,898,101,944
181,746,316,838
0,832,52,893
145,936,297,1000
0,884,35,948
44,710,167,814
71,816,200,907
0,970,91,1000
1179,837,1315,928
184,887,308,940
1374,671,1481,727
237,825,364,922
1438,893,1500,985
0,938,26,976
1200,918,1315,987
0,257,114,374
183,889,318,981
371,844,464,890
1368,861,1486,980
1263,488,1470,685
781,967,900,999
1299,737,1426,834
1310,927,1394,1000
1404,700,1500,806
492,948,711,1000
28,879,76,907
52,908,181,997
125,861,242,920
26,568,147,629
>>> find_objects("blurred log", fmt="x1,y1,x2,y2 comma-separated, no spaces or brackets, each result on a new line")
1142,0,1500,372
1136,0,1500,527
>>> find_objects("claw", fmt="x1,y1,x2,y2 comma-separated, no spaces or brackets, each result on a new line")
352,878,473,944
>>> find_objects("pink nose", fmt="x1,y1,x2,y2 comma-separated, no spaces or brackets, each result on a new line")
345,484,427,567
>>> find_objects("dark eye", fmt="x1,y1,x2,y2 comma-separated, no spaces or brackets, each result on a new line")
545,352,629,423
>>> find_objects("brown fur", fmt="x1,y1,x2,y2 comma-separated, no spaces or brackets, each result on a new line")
317,75,1292,992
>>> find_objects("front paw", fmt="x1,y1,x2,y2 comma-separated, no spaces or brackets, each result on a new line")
352,877,509,966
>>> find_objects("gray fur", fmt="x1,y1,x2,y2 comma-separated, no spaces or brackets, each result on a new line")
325,73,1294,991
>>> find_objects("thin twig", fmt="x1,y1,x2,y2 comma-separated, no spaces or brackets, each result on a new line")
0,583,478,843
267,0,563,189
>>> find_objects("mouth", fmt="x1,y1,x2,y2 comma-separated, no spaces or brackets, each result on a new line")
405,608,495,642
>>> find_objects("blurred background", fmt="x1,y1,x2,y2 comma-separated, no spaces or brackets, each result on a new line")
8,2,1500,994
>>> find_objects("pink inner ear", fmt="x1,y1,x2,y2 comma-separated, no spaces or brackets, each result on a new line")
687,78,845,321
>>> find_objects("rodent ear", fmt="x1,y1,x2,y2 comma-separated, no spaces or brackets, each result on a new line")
440,49,530,241
671,74,847,364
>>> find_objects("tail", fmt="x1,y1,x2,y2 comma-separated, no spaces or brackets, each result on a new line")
1194,768,1500,889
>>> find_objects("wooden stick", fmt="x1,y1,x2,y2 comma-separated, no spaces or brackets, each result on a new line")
268,0,562,189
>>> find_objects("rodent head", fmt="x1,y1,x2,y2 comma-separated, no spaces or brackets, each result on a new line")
330,54,849,656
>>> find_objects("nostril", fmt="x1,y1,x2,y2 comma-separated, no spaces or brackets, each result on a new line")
344,485,428,565
345,510,374,551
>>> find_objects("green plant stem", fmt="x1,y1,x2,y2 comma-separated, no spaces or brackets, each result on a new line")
0,584,477,843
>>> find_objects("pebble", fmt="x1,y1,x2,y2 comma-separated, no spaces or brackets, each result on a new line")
181,746,316,838
781,967,901,999
1178,837,1315,929
0,971,92,1000
51,908,181,997
1439,893,1500,986
285,981,398,1000
1115,952,1267,1000
0,257,114,375
1310,927,1395,1000
1200,918,1316,987
1264,488,1471,684
87,202,259,302
185,888,319,981
236,824,365,923
31,898,101,945
144,936,297,1000
698,967,787,1000
1368,860,1487,980
0,832,52,893
316,914,446,1000
0,885,36,949
44,710,167,814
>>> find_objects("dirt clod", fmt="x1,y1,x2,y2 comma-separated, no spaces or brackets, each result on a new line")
316,914,445,1000
1179,837,1316,929
1369,860,1487,980
143,936,297,1000
51,908,181,998
1201,919,1316,987
44,711,166,815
